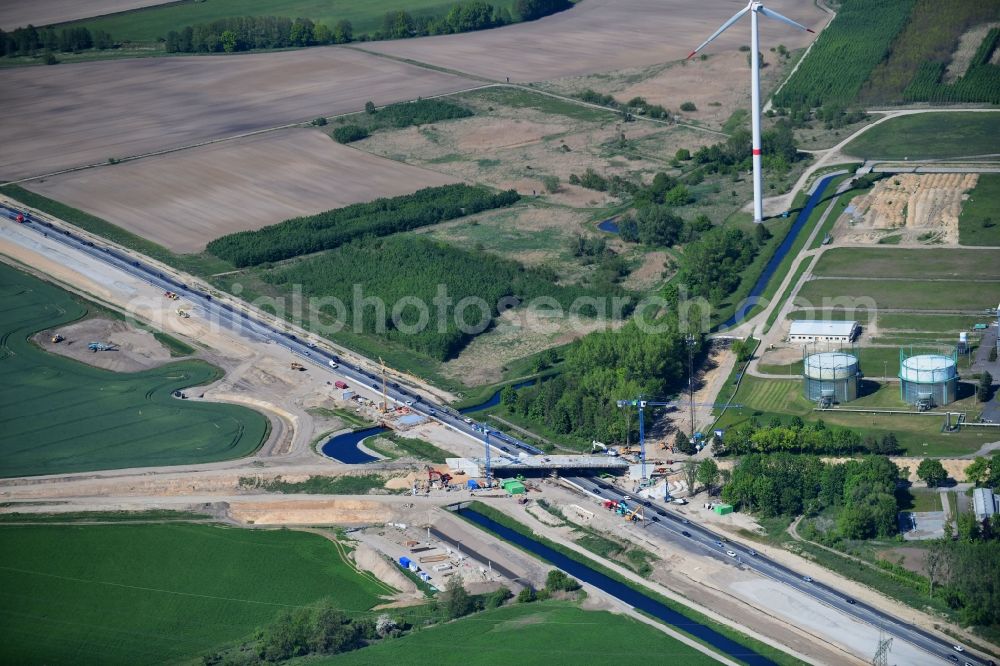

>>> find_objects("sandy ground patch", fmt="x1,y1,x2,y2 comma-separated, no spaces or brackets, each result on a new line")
0,47,476,180
227,498,393,525
622,250,669,291
945,22,1000,83
834,173,978,246
351,542,419,595
33,316,174,372
361,0,826,82
25,128,458,253
440,308,618,386
877,545,930,575
0,0,174,29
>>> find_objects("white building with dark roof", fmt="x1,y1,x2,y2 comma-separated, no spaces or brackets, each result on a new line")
974,487,997,521
788,320,859,343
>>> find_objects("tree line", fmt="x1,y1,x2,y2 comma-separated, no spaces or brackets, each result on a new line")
500,320,699,442
723,453,901,539
162,0,572,54
1,25,113,58
259,235,628,361
716,418,903,456
207,184,519,267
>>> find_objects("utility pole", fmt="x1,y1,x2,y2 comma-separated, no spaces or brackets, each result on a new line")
871,626,892,666
687,334,696,441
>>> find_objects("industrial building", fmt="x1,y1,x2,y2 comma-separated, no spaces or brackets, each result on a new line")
788,319,859,343
974,487,997,521
899,349,958,409
802,351,860,404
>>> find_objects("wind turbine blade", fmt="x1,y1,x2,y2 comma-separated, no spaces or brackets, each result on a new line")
687,5,751,59
758,6,814,33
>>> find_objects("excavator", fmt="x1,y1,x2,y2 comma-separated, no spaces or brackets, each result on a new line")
624,505,644,524
426,466,452,490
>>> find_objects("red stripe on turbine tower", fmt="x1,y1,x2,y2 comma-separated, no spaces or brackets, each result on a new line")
752,148,762,155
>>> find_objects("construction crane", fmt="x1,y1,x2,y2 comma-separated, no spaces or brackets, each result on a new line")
617,398,742,480
624,505,645,524
378,356,388,413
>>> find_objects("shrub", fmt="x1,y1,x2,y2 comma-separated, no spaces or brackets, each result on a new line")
680,101,697,112
311,117,327,126
331,125,369,143
541,174,560,193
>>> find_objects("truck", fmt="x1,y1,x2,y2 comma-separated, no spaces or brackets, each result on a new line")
335,380,348,390
290,362,305,371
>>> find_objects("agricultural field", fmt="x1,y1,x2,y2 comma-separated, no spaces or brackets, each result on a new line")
959,174,1000,246
859,0,1000,105
0,263,267,477
842,112,1000,161
0,523,387,664
812,247,1000,280
795,277,996,313
363,0,826,82
0,0,173,29
58,0,522,45
0,47,476,180
24,128,458,254
772,0,915,109
330,601,718,665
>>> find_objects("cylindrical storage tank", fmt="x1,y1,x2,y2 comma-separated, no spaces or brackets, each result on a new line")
899,354,957,406
803,352,859,403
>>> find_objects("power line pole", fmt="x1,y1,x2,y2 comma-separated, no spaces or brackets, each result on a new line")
687,334,696,441
872,626,892,666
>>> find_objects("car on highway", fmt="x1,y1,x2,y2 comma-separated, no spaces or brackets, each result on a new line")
308,342,317,348
946,656,958,663
802,576,813,583
371,383,378,389
682,519,690,524
845,598,855,605
623,495,631,501
328,361,338,369
953,646,964,653
429,409,436,416
405,400,414,406
726,550,737,558
714,540,724,547
463,417,473,424
682,531,691,537
747,549,757,557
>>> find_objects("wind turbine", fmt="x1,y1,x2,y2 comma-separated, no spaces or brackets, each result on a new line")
688,2,813,223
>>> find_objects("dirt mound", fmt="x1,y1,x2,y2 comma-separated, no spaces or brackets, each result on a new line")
352,543,418,595
227,499,392,525
34,317,175,372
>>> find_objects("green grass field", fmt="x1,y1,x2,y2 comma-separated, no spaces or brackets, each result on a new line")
843,112,1000,160
0,263,267,477
812,247,1000,279
0,524,388,664
59,0,520,43
959,174,1000,246
896,487,944,512
327,601,717,665
795,277,997,312
877,312,993,332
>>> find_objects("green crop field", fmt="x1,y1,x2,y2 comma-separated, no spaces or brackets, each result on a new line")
328,601,718,665
877,312,993,332
843,112,1000,160
812,247,1000,279
960,174,1000,246
0,263,267,477
772,0,915,108
58,0,519,44
0,524,388,664
795,278,998,312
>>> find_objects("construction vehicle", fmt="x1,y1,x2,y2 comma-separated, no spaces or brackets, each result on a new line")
602,499,616,510
50,334,64,343
176,308,190,318
163,291,179,300
624,505,644,523
290,362,305,371
427,467,452,489
88,341,117,352
335,380,348,390
615,500,629,516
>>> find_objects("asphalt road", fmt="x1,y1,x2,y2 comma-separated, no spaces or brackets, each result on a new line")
568,475,990,666
1,204,990,665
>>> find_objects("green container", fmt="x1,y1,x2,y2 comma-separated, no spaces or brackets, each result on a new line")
713,504,733,515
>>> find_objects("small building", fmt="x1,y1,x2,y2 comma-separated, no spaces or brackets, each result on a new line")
788,320,859,343
713,503,734,515
502,479,526,495
974,487,997,521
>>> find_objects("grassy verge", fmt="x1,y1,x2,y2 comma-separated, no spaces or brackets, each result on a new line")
238,474,395,495
0,510,212,523
305,406,373,428
959,174,1000,246
764,258,812,334
366,432,452,464
462,502,805,666
842,112,1000,160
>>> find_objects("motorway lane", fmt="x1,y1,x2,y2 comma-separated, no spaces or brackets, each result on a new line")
2,204,989,664
0,204,540,461
569,476,989,666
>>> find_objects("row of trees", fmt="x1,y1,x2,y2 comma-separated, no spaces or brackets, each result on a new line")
716,419,903,456
722,454,901,539
262,235,625,361
207,184,519,267
332,99,474,143
164,17,353,53
573,90,671,119
693,121,803,176
500,320,698,442
0,25,113,57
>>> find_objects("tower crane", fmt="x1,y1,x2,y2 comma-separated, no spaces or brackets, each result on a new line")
378,356,388,413
616,398,742,480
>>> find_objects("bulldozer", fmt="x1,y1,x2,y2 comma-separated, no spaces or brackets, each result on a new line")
50,334,64,343
290,362,305,371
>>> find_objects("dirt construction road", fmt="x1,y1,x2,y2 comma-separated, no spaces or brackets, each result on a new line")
0,47,478,181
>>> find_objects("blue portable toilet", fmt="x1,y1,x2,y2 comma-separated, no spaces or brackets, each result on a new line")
399,556,411,568
467,479,480,490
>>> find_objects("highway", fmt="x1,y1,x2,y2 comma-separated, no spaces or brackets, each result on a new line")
569,476,991,666
1,203,990,665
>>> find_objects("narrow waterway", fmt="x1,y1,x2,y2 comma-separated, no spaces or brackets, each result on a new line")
320,379,536,463
721,173,837,329
458,504,778,666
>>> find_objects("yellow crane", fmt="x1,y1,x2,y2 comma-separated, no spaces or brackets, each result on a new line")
624,505,644,523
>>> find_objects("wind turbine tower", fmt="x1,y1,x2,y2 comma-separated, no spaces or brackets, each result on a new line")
688,2,813,223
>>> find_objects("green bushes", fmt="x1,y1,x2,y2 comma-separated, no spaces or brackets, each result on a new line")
332,125,369,143
206,184,519,267
773,0,915,108
256,235,625,360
